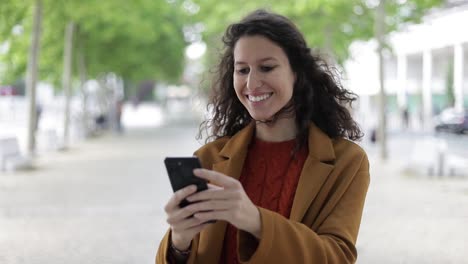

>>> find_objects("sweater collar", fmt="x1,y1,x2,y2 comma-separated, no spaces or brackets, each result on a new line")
218,121,335,162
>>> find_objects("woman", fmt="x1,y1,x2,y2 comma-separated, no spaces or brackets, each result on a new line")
157,9,370,264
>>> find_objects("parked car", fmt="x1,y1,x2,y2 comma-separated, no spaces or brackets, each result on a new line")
434,108,468,134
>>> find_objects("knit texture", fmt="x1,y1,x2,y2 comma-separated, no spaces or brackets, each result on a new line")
221,137,308,264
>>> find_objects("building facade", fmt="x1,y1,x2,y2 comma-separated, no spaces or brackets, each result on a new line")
345,2,468,131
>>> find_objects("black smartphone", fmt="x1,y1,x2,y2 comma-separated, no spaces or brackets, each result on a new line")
164,157,208,208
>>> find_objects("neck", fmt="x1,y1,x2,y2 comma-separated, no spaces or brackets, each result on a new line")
255,116,297,142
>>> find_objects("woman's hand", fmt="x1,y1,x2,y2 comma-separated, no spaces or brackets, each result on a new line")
186,168,262,238
164,185,210,251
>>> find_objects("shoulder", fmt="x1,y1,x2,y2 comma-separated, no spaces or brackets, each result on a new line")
332,138,369,173
193,137,230,169
307,123,368,172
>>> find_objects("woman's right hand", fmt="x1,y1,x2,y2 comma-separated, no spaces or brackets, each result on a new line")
164,185,208,251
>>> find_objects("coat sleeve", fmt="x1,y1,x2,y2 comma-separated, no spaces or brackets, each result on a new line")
156,147,219,264
155,230,200,264
237,161,370,264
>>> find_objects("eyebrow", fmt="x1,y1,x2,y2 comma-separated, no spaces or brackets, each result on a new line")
234,57,277,65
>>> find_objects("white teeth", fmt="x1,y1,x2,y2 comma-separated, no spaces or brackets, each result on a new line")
248,93,272,102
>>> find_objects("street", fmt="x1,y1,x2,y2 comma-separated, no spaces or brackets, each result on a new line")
1,117,468,263
0,120,202,264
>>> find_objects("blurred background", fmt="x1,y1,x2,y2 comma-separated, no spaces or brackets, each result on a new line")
1,0,467,263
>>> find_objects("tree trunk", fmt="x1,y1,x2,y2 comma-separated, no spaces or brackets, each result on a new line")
375,0,388,160
322,23,336,65
26,0,43,157
61,22,74,150
77,28,89,137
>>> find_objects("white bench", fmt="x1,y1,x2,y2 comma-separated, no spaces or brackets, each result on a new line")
0,137,33,172
408,138,445,176
408,137,467,177
446,154,468,177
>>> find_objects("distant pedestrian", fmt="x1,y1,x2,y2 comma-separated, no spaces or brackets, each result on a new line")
156,9,370,264
370,127,377,143
34,103,42,133
402,107,409,130
95,114,107,130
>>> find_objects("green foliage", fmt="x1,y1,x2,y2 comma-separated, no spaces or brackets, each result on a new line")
192,0,443,65
0,0,30,39
0,1,31,85
0,0,444,89
0,0,188,87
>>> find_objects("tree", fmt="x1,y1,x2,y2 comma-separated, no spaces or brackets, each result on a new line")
372,0,442,160
25,0,42,156
1,0,190,153
375,0,388,160
445,62,455,108
61,22,74,149
1,0,189,87
188,0,442,72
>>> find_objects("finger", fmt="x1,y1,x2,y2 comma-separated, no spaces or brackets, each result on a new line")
167,207,197,225
169,194,227,223
207,183,223,190
193,210,231,223
165,185,198,213
185,199,234,212
184,221,212,236
186,189,237,203
193,169,240,188
171,216,205,231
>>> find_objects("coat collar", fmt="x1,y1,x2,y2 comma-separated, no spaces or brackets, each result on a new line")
196,122,335,263
289,122,335,220
197,123,255,263
215,121,336,221
216,121,335,165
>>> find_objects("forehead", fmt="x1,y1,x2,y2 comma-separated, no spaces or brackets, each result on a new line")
233,35,288,62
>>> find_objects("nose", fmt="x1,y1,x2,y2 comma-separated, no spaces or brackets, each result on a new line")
246,71,263,90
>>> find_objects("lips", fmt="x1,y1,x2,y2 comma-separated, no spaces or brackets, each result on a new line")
247,93,273,102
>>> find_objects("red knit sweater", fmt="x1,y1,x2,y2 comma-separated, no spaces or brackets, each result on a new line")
220,137,308,264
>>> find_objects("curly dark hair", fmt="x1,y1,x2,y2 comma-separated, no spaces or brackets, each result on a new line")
199,9,363,145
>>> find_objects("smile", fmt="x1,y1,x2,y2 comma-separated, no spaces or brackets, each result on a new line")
247,93,273,102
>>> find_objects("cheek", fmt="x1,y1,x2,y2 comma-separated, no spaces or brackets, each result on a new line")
233,78,239,90
233,78,244,96
284,74,296,96
287,79,295,94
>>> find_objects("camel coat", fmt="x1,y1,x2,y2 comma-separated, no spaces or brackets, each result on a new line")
156,122,370,264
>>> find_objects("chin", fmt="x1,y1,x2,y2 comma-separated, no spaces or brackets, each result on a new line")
251,114,275,122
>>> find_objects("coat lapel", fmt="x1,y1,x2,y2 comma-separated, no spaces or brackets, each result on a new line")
196,122,335,263
213,122,255,180
289,124,335,222
196,123,254,264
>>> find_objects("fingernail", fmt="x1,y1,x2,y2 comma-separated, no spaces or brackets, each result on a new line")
193,168,201,174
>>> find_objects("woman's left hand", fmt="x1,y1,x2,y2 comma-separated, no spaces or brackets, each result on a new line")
186,168,262,239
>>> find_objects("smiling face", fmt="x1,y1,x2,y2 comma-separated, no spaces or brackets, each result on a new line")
233,35,296,122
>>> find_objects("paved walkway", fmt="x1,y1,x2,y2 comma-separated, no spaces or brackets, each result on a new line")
1,120,467,264
358,157,468,263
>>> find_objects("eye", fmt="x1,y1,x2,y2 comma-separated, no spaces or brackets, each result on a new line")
236,67,250,75
260,65,276,72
